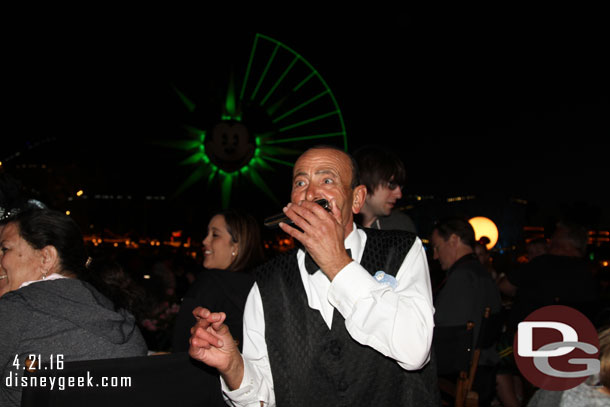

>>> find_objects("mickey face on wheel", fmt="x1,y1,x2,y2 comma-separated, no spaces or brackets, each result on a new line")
205,121,255,173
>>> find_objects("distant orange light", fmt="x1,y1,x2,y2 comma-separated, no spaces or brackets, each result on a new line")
76,190,84,197
603,261,609,267
469,217,499,250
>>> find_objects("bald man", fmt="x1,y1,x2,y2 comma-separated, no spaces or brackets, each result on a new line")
189,146,438,406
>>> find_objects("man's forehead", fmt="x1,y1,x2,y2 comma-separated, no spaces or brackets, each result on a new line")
293,148,351,175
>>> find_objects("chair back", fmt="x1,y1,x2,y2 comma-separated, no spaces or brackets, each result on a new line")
433,321,475,376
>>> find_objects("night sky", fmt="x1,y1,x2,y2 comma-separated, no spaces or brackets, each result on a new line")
3,11,609,238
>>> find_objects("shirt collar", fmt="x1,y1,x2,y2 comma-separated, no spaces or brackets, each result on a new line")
19,273,69,289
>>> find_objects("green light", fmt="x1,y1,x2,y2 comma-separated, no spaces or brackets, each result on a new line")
225,72,238,119
240,34,259,102
207,168,218,187
255,34,348,150
279,111,339,133
260,55,299,106
168,33,348,207
180,152,205,165
259,145,301,156
173,166,207,197
250,43,280,101
293,71,316,92
265,132,344,145
260,155,294,167
272,89,330,123
247,167,279,205
221,172,234,209
173,87,196,112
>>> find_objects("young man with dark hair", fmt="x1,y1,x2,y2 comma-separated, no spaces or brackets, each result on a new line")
353,145,417,232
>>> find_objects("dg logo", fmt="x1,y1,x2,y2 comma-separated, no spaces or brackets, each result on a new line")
514,305,600,391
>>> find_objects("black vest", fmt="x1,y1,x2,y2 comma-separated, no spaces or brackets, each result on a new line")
255,228,440,407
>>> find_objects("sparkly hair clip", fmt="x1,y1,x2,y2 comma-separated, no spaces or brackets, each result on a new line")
0,206,20,222
0,200,46,222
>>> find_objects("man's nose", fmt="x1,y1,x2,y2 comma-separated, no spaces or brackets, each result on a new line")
305,185,318,202
393,186,403,200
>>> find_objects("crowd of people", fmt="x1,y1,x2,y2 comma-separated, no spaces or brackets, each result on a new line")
1,145,608,406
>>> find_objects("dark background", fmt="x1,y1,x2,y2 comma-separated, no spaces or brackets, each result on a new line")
3,11,609,244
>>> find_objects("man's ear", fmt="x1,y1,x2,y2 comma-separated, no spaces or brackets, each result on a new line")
448,234,460,247
351,185,367,214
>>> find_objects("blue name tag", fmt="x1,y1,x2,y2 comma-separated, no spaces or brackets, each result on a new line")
374,271,398,290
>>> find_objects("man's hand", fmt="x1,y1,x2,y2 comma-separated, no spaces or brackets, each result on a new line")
279,199,352,280
189,307,244,390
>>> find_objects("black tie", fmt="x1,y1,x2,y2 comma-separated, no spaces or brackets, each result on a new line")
304,248,352,275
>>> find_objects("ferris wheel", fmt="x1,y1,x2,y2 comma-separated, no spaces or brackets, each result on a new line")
167,33,348,208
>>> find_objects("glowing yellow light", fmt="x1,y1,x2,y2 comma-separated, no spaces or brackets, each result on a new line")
603,261,609,267
65,211,71,216
143,275,151,280
468,216,499,250
76,190,84,197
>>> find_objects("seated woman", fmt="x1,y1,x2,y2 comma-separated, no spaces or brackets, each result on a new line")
0,209,147,406
172,209,265,352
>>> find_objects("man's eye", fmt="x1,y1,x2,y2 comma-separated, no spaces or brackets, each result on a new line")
323,178,333,184
387,182,400,190
295,180,306,187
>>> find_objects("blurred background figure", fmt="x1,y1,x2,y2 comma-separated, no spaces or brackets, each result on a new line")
172,209,265,352
506,220,600,332
0,209,147,406
353,145,417,233
525,237,548,261
475,236,498,280
431,216,502,407
81,257,148,331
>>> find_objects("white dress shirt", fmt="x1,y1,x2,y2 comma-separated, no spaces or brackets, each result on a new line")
221,225,435,406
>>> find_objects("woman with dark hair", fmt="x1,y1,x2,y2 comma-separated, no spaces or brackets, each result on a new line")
0,209,147,406
172,209,265,352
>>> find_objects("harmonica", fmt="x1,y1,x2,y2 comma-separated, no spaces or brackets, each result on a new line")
264,199,331,229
